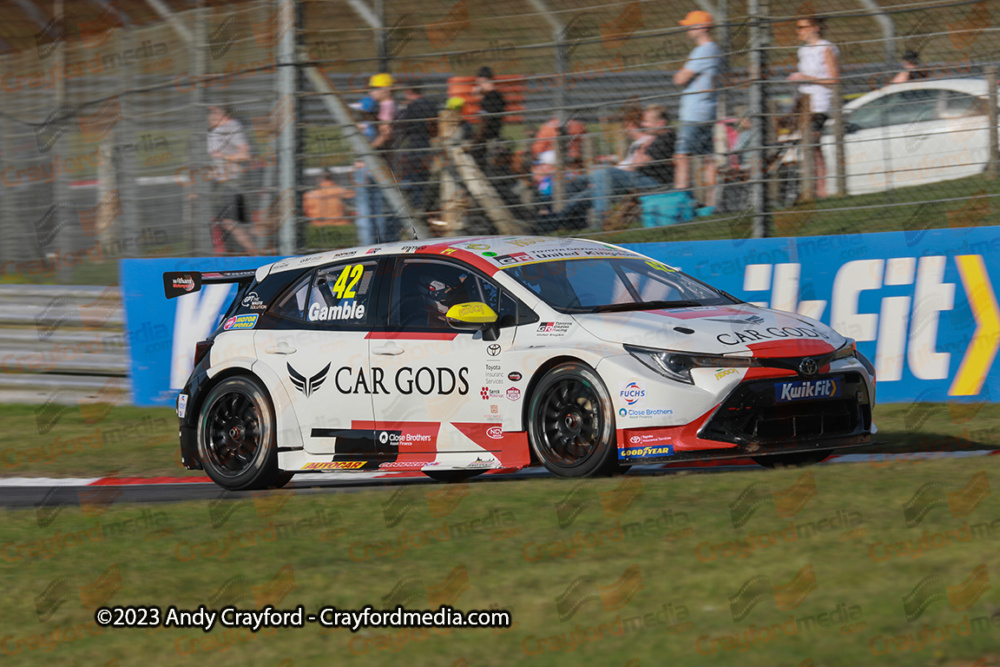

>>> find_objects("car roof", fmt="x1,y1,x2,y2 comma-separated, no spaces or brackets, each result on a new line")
260,235,646,280
845,78,990,110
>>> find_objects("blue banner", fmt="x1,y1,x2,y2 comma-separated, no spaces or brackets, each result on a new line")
121,227,1000,406
626,227,999,404
120,256,285,407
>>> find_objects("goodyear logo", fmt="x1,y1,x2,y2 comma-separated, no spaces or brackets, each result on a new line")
223,314,258,330
621,445,674,458
301,461,366,470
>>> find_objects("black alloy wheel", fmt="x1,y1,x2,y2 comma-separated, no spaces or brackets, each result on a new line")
528,363,620,477
198,376,286,490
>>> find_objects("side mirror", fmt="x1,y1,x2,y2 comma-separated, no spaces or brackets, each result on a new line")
445,302,498,330
845,121,860,134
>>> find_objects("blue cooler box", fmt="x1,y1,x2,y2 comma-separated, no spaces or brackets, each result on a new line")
640,192,695,227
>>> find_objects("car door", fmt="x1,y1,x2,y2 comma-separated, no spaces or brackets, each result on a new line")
835,93,894,195
369,257,520,465
253,258,380,461
924,89,991,183
880,89,945,190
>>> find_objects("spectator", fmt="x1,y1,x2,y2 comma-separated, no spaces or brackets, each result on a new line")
393,85,439,215
368,72,396,150
787,15,839,198
531,116,588,166
471,66,505,165
207,105,255,255
350,96,392,246
304,169,354,226
543,105,674,230
673,10,722,216
891,50,929,84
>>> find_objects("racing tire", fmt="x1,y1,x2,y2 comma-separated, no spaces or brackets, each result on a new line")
752,449,833,469
527,362,620,477
197,376,282,491
423,470,485,483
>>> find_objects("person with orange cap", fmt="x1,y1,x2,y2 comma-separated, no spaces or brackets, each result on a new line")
673,10,721,215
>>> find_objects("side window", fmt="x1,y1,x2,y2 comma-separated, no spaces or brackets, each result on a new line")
269,275,311,322
884,90,938,126
391,259,484,330
307,261,377,328
938,90,987,119
849,96,894,131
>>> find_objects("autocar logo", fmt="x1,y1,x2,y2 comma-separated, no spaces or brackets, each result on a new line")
487,344,501,357
287,362,330,397
487,426,503,440
798,358,819,377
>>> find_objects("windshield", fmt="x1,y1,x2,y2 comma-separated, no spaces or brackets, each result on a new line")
504,257,737,313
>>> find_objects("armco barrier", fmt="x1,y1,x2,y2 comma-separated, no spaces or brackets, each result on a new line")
121,228,999,407
0,284,130,405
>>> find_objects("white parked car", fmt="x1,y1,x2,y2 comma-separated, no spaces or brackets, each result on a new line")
822,79,994,196
164,236,876,490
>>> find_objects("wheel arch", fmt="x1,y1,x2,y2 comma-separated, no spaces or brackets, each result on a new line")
520,355,591,464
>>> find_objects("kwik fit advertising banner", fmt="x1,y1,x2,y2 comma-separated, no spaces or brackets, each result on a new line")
122,227,998,406
627,226,998,404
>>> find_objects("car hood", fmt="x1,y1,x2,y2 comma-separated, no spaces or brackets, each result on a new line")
573,304,845,357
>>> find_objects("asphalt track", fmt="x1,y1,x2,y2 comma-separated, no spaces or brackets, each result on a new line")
1,450,996,508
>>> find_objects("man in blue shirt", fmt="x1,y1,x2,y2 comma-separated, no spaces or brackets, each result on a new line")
673,10,721,215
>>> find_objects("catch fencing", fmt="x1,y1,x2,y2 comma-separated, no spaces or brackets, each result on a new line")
1,0,998,285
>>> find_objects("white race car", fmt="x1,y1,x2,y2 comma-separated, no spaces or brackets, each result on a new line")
164,236,876,490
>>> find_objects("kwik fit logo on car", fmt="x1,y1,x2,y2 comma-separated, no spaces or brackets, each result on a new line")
776,377,843,403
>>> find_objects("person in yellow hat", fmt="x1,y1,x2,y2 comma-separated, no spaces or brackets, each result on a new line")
673,10,721,215
368,72,396,151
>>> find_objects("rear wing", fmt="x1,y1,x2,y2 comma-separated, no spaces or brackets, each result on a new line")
162,270,257,299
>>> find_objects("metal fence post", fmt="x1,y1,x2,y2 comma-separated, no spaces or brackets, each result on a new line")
748,0,771,238
277,0,296,254
833,79,847,196
988,66,998,180
799,94,814,201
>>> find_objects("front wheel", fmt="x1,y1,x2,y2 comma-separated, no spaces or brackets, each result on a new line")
527,362,619,477
198,375,282,490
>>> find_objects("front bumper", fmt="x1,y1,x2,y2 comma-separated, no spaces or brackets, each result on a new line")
619,372,873,464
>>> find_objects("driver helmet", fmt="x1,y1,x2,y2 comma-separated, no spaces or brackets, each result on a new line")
417,273,467,318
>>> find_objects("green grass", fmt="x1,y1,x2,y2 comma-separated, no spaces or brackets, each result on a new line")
583,174,1000,245
2,456,1000,665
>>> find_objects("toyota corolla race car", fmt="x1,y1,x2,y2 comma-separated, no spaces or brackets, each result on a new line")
163,236,876,490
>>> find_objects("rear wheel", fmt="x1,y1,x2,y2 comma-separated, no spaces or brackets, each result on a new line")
528,363,619,477
752,449,832,469
198,376,282,490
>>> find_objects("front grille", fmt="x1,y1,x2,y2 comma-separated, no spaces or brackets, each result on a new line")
700,373,871,446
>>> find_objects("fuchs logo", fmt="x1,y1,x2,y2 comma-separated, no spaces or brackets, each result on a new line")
288,362,330,398
487,426,503,440
619,381,645,406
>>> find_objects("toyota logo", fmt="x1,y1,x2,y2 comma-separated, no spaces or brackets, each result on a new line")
799,357,819,376
487,344,501,356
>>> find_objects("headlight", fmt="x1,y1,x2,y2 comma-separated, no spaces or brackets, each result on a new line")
624,344,761,385
624,338,858,385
